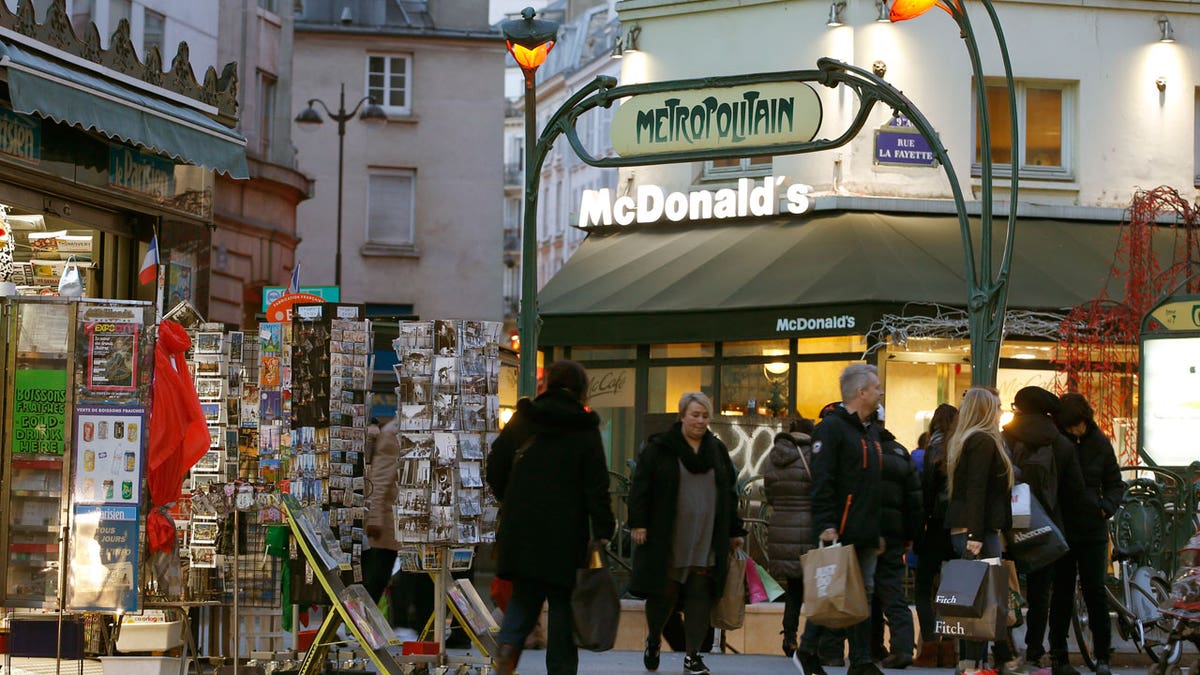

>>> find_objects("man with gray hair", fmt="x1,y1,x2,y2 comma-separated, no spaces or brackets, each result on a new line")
796,363,885,675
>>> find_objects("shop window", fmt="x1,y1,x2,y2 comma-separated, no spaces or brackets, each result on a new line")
365,169,416,252
794,360,856,420
366,55,412,116
720,363,790,417
649,365,714,414
570,345,636,361
143,8,165,57
973,80,1075,179
583,366,637,474
796,334,867,355
650,343,714,359
723,338,789,358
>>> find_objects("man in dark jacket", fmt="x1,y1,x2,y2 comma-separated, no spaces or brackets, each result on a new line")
487,360,616,675
869,406,923,669
797,363,885,675
1048,394,1124,675
1000,386,1086,675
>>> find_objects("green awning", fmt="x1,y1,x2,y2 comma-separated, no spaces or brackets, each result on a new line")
539,212,1173,343
0,39,248,179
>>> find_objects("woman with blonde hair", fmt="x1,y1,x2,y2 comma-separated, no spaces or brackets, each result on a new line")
944,386,1014,673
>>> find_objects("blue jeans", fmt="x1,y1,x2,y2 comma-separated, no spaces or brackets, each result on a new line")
497,578,577,675
800,544,878,666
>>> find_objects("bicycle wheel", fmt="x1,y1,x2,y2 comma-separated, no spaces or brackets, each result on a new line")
1130,575,1172,663
1072,583,1098,670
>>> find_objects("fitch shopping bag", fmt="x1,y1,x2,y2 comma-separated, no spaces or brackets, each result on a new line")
711,550,748,630
801,542,869,629
934,561,1007,641
1011,483,1033,529
934,558,990,618
571,545,620,651
1005,492,1069,572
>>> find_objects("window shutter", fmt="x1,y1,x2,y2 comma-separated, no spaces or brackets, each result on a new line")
367,173,415,245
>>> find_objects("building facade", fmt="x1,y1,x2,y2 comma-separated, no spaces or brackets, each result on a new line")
292,0,504,320
534,0,1195,472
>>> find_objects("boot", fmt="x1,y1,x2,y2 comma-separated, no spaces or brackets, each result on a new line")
492,642,521,675
1094,658,1111,675
913,641,940,668
782,631,799,658
1050,655,1079,675
939,641,959,668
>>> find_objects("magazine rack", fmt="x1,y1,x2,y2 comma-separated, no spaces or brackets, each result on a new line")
281,495,407,675
417,560,498,658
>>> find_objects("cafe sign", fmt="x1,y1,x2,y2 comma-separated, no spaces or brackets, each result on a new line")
611,82,822,157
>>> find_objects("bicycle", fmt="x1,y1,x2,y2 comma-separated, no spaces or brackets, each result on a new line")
1072,542,1172,669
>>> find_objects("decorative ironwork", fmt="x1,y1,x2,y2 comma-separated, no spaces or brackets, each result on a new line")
2,0,239,125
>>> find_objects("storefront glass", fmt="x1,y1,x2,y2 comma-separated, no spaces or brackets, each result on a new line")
585,365,637,474
720,362,790,417
796,335,868,354
723,338,789,358
795,360,856,420
650,342,714,358
648,365,713,414
571,345,636,360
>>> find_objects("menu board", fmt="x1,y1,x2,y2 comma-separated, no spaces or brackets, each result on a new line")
72,405,145,505
12,369,67,455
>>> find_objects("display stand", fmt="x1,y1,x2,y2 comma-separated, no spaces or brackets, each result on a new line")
281,495,406,675
417,563,499,658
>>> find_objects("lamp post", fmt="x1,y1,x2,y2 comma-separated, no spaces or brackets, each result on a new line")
294,83,387,290
501,7,559,400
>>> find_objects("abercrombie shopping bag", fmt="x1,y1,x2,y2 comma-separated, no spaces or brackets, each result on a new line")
801,542,868,628
934,558,990,618
1005,492,1069,572
935,561,1007,641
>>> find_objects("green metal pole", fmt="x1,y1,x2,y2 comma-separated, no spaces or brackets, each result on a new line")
518,71,539,400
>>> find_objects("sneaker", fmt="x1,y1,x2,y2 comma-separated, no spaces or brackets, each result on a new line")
684,653,711,675
643,639,660,671
1095,661,1111,675
847,663,885,675
1005,656,1031,675
881,653,914,669
782,632,799,658
794,651,827,675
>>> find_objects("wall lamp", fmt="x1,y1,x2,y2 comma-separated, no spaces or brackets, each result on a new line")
611,25,640,59
1158,15,1175,43
876,0,891,23
1156,76,1167,92
827,1,847,27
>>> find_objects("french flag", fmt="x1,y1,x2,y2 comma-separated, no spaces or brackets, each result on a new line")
286,263,300,296
138,235,158,285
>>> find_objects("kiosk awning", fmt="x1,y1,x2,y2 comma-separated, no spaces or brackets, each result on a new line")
0,39,249,179
539,212,1164,343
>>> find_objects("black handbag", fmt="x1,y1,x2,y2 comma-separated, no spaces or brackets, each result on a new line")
934,558,990,618
1005,492,1069,572
571,544,620,651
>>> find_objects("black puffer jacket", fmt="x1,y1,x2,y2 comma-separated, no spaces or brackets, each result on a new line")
487,389,616,588
1001,412,1086,530
878,428,924,545
812,404,882,548
764,431,815,580
945,432,1013,540
1060,421,1124,544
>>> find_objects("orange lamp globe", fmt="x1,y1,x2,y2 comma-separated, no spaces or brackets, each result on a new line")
501,7,560,75
890,0,952,21
506,40,556,71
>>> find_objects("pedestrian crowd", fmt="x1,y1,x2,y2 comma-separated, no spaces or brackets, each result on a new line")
459,359,1123,675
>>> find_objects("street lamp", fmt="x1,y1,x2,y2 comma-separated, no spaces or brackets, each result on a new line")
294,82,388,290
501,7,558,400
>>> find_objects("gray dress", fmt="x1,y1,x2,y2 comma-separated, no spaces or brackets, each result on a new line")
667,457,717,581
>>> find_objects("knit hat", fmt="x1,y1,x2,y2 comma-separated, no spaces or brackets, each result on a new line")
1013,386,1060,415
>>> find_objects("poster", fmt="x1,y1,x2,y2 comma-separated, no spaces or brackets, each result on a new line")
73,405,145,505
13,369,67,455
85,320,140,392
67,505,139,612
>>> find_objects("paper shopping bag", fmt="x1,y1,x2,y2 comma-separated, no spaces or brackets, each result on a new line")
1011,483,1033,529
1005,492,1069,572
801,543,868,628
935,561,1007,641
710,550,747,630
935,558,990,618
746,558,769,604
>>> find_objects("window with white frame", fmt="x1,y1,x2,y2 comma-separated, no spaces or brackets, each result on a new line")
143,8,165,57
974,80,1075,179
366,169,416,250
702,155,773,179
366,55,412,115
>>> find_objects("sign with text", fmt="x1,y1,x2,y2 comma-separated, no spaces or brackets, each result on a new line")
13,369,66,454
109,146,176,198
261,285,341,311
0,106,40,163
874,116,937,168
73,406,146,505
85,320,141,392
586,368,635,408
266,292,325,323
67,504,139,612
611,82,822,157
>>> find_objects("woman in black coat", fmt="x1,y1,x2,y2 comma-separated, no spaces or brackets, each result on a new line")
629,392,745,675
1047,393,1125,675
945,386,1014,671
487,360,616,675
914,403,958,667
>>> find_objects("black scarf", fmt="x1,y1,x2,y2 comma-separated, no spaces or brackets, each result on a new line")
669,421,717,474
